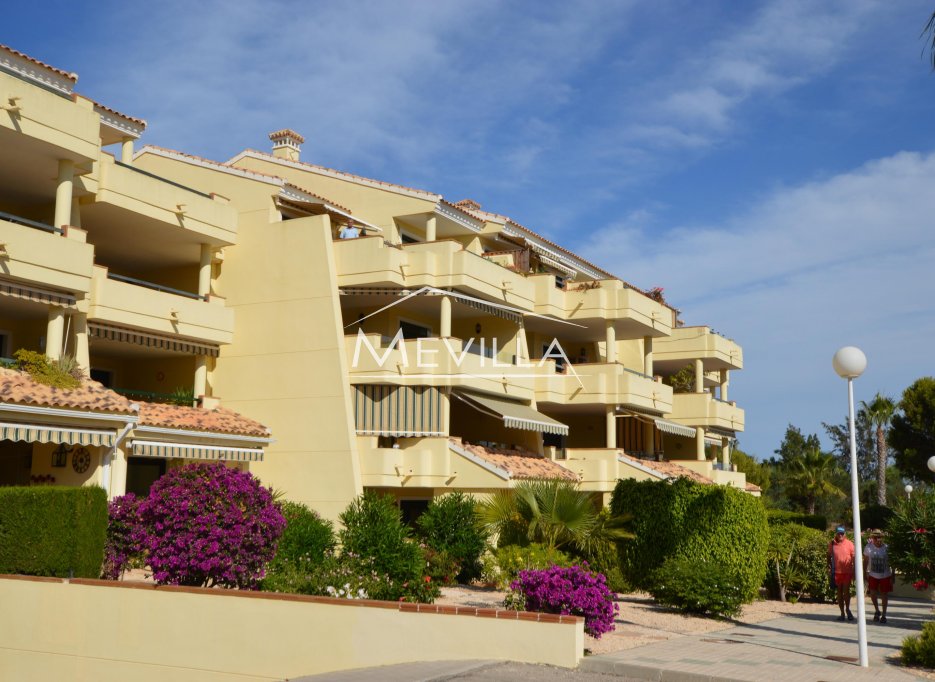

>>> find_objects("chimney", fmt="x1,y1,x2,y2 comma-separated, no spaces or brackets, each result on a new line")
268,129,304,162
455,199,482,212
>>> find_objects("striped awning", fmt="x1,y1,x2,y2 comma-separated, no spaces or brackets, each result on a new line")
88,322,220,357
705,435,729,447
654,418,697,438
131,440,264,462
354,385,444,437
0,279,76,307
0,422,115,446
339,287,522,324
454,390,568,436
537,254,577,278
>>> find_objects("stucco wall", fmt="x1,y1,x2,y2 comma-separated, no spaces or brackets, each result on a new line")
0,576,583,680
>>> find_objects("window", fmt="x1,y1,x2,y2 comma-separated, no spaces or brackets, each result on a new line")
377,435,398,449
0,332,9,359
90,368,114,388
399,320,431,340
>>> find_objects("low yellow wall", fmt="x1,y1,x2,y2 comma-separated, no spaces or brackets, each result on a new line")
0,576,584,681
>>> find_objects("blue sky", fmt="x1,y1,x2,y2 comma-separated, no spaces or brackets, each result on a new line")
6,1,935,460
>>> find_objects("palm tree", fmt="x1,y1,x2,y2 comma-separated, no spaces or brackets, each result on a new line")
861,393,896,506
475,479,630,552
925,11,935,70
784,448,845,515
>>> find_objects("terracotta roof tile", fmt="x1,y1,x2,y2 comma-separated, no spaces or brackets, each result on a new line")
452,438,578,481
138,402,270,438
282,182,353,215
618,453,715,485
0,368,135,414
0,44,77,83
269,129,305,144
90,98,147,128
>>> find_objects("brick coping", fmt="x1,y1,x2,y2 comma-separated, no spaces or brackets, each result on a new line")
0,574,581,625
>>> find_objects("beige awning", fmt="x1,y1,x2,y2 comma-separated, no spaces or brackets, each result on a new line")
0,278,76,307
353,385,445,437
454,390,568,436
654,418,696,438
0,422,115,446
131,440,264,462
88,322,220,357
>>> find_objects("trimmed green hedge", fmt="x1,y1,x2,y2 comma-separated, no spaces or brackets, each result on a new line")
611,477,768,602
0,486,107,578
767,509,827,531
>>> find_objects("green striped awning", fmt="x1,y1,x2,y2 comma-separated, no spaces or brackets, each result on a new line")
131,440,264,462
654,418,697,438
354,385,444,437
0,278,76,307
0,422,115,446
88,322,220,357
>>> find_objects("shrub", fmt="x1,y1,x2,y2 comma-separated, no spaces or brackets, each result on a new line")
651,556,745,618
767,509,827,531
415,492,488,583
0,486,107,578
506,564,618,638
572,508,631,593
339,492,427,599
887,490,935,588
422,545,461,586
136,463,286,588
12,348,82,388
764,523,835,602
611,477,768,604
271,501,335,568
481,542,573,589
902,621,935,669
101,493,143,579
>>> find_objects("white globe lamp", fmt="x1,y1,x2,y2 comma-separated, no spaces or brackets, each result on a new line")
928,456,935,474
833,346,867,379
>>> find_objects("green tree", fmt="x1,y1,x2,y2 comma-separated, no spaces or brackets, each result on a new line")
822,409,874,479
732,448,771,495
862,393,896,506
890,377,935,480
662,363,695,393
784,448,845,515
774,424,821,465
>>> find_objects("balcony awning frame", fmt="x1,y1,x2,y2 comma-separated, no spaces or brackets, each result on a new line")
453,390,568,436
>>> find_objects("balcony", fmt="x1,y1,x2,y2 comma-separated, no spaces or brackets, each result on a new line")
334,237,537,310
88,266,233,345
0,212,94,294
344,333,536,399
535,362,673,413
670,392,745,432
84,154,237,245
653,325,743,372
0,71,100,162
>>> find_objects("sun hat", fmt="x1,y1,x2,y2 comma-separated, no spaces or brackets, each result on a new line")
835,526,846,533
870,529,883,537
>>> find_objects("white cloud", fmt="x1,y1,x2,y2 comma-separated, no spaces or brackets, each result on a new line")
580,149,935,458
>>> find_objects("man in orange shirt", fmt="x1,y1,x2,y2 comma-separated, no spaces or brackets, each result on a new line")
828,525,856,621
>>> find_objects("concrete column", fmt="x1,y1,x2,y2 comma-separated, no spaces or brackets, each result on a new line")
694,358,704,393
54,159,75,229
516,323,529,362
120,137,134,164
73,313,89,370
720,369,729,402
110,445,128,499
643,420,655,458
426,216,437,242
643,336,654,376
721,437,730,469
695,426,706,461
605,322,616,363
606,407,617,449
194,355,208,402
46,307,66,361
440,295,452,337
198,244,213,298
70,198,82,228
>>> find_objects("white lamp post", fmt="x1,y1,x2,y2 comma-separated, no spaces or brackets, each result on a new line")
928,456,935,475
906,484,914,500
833,346,868,667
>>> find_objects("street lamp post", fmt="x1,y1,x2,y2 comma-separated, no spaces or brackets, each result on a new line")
833,346,868,668
906,484,913,501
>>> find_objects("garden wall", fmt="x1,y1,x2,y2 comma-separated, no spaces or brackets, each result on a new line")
0,575,583,680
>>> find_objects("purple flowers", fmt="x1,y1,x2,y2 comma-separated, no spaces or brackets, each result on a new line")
507,564,618,638
103,463,285,589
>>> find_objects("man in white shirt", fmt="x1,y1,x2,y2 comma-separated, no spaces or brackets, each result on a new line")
863,529,893,624
339,222,361,239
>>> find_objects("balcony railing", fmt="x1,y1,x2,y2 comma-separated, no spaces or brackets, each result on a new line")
0,210,62,235
107,273,206,301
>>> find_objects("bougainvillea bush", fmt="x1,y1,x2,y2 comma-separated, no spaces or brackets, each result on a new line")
101,493,143,580
136,463,286,588
506,564,618,638
887,489,935,590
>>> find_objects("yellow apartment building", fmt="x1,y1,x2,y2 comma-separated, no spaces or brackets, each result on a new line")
0,44,272,496
1,43,749,520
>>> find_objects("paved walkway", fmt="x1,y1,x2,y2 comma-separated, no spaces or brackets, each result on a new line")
295,597,932,681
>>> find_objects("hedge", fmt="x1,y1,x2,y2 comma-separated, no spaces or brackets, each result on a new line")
764,523,835,602
610,477,768,602
0,486,108,578
767,509,827,531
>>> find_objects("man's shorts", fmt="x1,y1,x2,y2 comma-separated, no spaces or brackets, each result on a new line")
834,573,853,588
867,575,893,593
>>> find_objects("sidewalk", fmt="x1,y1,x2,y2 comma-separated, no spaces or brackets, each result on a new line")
580,596,931,681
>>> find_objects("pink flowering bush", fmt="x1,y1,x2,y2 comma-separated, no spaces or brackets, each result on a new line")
506,564,618,638
137,463,286,589
888,489,935,589
101,493,143,580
